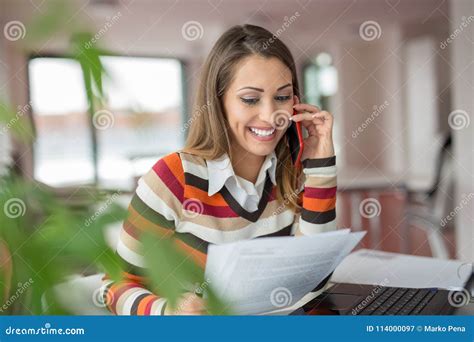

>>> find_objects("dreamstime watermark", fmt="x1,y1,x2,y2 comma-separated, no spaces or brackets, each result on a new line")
92,286,114,308
174,279,211,314
457,262,473,280
351,277,389,315
447,288,473,308
92,109,115,130
440,16,474,50
440,192,474,228
84,192,121,227
447,262,474,308
181,102,211,133
270,287,293,308
259,188,302,230
3,20,26,41
352,100,389,139
359,198,381,219
0,278,34,313
3,197,26,218
261,12,300,50
270,109,292,130
5,323,85,336
359,20,382,41
276,189,301,215
183,198,204,219
83,11,122,49
448,109,470,130
0,102,32,136
181,21,204,41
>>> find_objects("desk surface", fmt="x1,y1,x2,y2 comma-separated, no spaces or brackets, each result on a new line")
330,249,473,315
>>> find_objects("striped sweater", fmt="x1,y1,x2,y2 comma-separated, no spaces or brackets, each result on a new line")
102,151,337,315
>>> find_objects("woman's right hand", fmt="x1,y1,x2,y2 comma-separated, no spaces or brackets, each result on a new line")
164,292,206,315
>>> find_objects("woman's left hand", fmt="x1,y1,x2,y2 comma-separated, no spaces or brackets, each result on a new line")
291,95,335,160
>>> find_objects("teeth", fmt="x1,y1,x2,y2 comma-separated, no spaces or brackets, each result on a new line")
249,127,275,137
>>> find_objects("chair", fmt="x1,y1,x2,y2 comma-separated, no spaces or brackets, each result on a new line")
406,135,454,259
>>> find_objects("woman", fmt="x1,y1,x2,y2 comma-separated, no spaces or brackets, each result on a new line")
102,24,336,315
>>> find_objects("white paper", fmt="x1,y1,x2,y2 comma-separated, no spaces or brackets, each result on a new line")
205,230,365,315
331,248,472,290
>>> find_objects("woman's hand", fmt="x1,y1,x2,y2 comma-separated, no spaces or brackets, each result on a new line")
164,292,206,315
291,95,335,160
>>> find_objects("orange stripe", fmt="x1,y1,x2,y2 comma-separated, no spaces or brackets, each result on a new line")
185,185,228,206
107,281,137,313
303,197,336,212
122,271,147,284
109,281,140,294
127,206,174,238
174,239,207,268
137,294,156,315
162,153,185,188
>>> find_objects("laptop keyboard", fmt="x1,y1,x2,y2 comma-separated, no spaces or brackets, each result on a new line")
353,287,438,315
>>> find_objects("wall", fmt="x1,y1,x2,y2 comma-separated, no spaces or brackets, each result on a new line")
450,0,474,261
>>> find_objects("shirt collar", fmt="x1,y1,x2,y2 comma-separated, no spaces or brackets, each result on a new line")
207,151,277,196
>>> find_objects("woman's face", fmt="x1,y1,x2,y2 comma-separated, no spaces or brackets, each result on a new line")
223,55,294,158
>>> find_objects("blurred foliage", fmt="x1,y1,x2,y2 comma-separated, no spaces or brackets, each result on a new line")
141,232,230,315
0,102,33,144
0,0,229,315
71,32,108,108
0,174,126,314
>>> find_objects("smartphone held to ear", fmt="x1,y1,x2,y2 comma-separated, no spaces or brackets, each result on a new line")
286,109,304,168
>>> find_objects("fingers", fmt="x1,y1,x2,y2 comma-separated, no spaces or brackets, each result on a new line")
291,111,331,124
293,102,321,114
173,292,206,315
312,112,332,124
291,112,312,123
290,99,333,132
290,113,314,130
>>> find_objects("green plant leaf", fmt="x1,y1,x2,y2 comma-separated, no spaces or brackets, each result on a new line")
24,0,79,45
140,231,230,314
0,101,33,143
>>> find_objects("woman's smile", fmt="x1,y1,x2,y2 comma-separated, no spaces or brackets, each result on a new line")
247,126,277,141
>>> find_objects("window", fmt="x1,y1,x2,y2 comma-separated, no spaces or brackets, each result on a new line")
303,52,341,161
29,58,93,186
303,52,338,109
29,56,184,190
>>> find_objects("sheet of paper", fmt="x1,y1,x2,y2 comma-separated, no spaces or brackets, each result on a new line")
205,230,365,315
331,248,472,289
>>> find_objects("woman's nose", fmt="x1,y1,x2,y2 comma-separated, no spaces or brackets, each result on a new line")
259,101,291,128
258,100,277,123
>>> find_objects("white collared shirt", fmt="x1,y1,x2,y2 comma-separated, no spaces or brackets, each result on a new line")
207,152,277,212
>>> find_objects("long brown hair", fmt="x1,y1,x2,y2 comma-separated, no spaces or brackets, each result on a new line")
183,24,302,210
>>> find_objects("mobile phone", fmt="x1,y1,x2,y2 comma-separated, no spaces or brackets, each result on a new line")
287,109,304,168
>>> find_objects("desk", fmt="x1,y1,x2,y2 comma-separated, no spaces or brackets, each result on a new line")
51,249,473,315
324,248,473,315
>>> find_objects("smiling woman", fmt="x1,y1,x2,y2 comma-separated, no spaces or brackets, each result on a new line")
101,24,337,316
184,25,303,206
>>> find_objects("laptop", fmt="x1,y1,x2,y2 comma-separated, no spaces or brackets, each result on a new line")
300,270,473,315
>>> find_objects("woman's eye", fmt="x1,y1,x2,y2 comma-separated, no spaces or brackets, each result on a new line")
241,97,259,105
275,95,291,102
